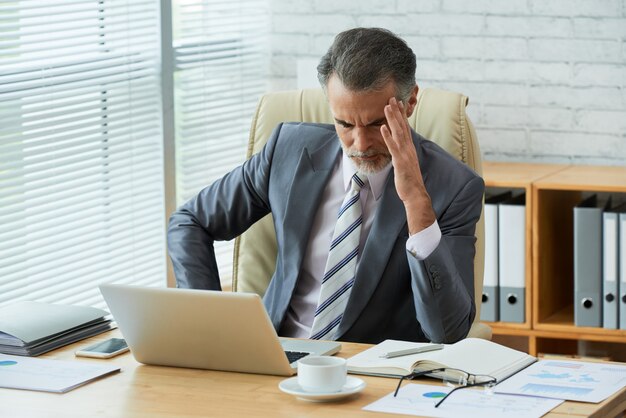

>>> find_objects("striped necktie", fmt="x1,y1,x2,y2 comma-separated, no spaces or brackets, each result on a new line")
310,173,368,340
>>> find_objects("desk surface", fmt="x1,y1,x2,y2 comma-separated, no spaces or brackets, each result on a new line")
2,331,626,418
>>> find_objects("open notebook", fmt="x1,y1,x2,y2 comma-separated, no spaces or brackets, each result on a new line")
347,338,536,383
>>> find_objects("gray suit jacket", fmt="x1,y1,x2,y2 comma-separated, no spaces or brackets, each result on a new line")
168,122,484,344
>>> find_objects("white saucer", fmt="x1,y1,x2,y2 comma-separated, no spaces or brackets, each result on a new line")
278,376,366,402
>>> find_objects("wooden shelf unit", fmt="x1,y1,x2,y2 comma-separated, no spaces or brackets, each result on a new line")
482,162,626,359
482,162,569,333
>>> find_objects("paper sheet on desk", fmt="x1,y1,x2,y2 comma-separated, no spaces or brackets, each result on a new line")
363,383,562,418
494,359,626,403
0,354,120,393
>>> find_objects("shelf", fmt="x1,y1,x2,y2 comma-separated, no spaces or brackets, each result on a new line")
482,162,626,358
491,325,626,341
534,306,626,341
490,325,626,359
484,321,531,331
482,162,567,329
482,162,568,188
532,168,626,336
533,165,626,192
489,324,538,336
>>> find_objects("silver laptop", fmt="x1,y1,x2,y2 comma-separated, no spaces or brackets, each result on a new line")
99,284,341,376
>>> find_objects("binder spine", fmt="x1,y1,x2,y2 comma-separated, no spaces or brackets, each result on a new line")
498,195,526,324
481,202,499,322
574,200,603,328
618,213,626,329
602,212,618,329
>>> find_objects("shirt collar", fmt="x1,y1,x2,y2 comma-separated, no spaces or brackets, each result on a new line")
341,152,391,201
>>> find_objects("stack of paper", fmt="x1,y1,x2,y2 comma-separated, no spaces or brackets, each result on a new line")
0,354,120,393
0,301,113,356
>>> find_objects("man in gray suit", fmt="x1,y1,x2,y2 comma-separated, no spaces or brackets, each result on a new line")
168,28,484,344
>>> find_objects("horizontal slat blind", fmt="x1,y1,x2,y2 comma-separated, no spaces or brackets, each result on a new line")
0,0,166,309
173,0,268,287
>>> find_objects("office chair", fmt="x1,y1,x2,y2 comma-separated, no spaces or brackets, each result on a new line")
232,88,491,340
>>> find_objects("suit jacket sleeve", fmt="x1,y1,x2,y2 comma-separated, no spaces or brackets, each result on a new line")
167,124,283,290
408,175,484,343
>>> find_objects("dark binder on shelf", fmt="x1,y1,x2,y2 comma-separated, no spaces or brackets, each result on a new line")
481,191,512,322
618,210,626,329
498,193,526,323
602,205,619,329
574,195,606,328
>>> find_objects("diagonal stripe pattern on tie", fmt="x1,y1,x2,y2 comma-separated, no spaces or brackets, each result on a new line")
310,173,368,340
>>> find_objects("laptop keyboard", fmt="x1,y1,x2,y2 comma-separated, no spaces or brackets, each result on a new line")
285,350,309,364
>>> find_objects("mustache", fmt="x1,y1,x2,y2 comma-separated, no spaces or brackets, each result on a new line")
347,149,391,158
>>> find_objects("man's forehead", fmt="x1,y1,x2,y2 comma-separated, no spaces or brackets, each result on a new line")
331,103,387,124
327,77,395,122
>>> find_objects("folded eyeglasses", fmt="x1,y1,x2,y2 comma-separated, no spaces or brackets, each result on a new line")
393,367,497,407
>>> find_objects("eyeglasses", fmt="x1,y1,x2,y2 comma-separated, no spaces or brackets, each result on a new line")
393,367,497,407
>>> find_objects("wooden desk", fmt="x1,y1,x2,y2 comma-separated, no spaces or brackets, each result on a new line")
3,331,626,418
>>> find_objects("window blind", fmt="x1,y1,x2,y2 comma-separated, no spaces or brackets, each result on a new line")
0,0,166,309
172,0,268,287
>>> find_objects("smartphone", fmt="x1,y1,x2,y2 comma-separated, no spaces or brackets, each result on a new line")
75,338,129,359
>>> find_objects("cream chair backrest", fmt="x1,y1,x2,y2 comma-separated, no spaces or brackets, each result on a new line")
232,88,491,340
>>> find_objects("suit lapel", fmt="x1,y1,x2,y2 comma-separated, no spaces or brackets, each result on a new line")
277,134,340,316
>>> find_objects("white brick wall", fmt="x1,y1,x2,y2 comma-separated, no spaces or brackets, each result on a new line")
268,0,626,165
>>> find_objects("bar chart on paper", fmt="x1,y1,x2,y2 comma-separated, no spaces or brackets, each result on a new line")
519,383,593,397
495,360,626,403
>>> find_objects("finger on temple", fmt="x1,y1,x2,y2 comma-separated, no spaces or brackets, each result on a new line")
395,99,412,138
384,104,405,140
380,124,396,150
380,124,391,142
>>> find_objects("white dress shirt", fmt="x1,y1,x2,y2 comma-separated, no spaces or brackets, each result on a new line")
279,153,442,337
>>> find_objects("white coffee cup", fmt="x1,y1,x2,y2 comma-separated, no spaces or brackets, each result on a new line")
297,356,347,393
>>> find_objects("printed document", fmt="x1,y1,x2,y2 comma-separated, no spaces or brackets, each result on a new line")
494,359,626,403
0,354,120,393
363,383,563,418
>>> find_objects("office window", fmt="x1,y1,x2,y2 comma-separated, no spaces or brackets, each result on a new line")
172,0,269,286
0,1,166,308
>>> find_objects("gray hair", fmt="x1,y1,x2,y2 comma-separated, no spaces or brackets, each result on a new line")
317,28,416,101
